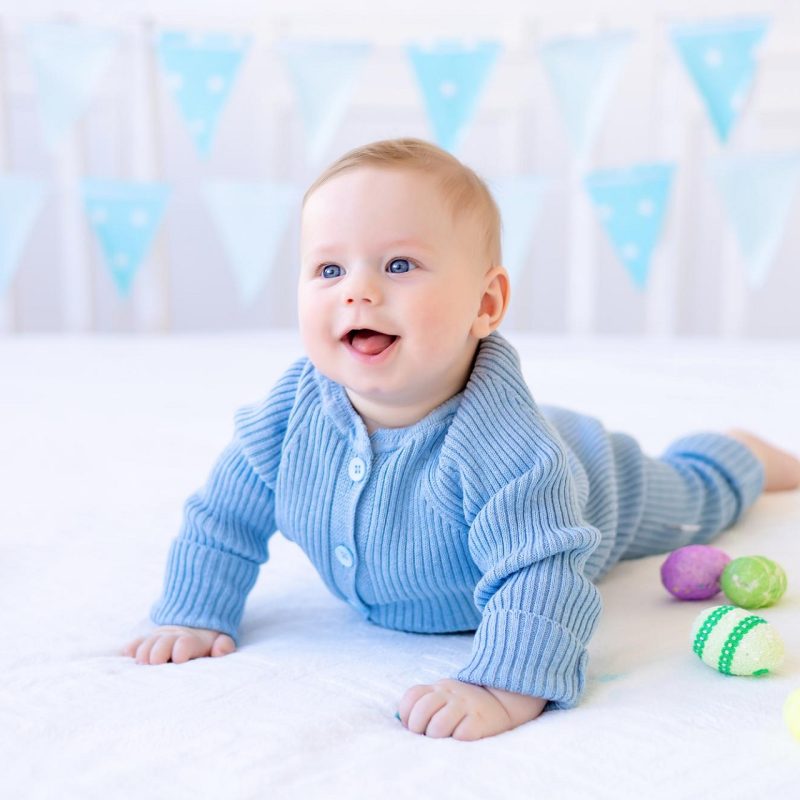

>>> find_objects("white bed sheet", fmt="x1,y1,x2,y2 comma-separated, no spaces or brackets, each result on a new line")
1,330,799,799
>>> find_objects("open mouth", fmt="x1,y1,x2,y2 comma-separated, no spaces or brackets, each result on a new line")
342,329,399,357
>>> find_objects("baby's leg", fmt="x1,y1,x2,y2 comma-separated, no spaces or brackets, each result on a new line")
725,428,800,492
623,431,767,560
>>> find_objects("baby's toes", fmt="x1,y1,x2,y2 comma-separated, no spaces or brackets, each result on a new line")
149,635,179,664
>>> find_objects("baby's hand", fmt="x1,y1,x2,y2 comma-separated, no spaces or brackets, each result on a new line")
397,678,546,741
121,625,236,665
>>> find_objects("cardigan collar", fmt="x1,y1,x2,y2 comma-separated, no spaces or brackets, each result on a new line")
313,330,518,454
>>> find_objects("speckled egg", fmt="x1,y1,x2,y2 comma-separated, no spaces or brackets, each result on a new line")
691,605,784,676
660,544,731,600
720,555,787,609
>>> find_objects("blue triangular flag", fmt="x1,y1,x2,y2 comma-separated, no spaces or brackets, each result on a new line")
539,31,633,159
82,179,170,297
487,175,549,283
671,18,769,143
24,22,120,152
156,30,251,157
407,40,502,153
276,41,371,166
0,175,47,294
709,152,800,288
203,180,299,305
584,163,675,289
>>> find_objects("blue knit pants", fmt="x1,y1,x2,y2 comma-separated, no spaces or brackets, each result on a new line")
540,407,766,579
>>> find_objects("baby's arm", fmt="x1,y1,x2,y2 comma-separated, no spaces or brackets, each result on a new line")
122,625,235,665
398,680,546,740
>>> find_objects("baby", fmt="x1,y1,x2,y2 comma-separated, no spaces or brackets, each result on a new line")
123,137,800,741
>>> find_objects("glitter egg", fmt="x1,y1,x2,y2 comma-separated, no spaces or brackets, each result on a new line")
784,689,800,741
691,605,784,676
720,555,787,609
660,544,731,600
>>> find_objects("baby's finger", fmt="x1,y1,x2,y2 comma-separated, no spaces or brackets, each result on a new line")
121,637,144,657
150,634,180,664
210,634,236,657
135,636,158,665
426,703,468,739
397,684,434,726
172,634,211,664
407,692,449,736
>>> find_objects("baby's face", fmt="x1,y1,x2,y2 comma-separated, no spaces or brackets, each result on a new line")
298,166,493,426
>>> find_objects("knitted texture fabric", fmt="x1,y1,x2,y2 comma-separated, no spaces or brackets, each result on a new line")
151,331,764,708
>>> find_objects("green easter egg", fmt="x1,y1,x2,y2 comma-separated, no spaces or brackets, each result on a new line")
691,605,784,676
721,556,787,609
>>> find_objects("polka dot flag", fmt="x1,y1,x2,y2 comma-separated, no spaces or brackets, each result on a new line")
671,18,769,143
584,163,675,289
406,40,501,154
156,31,251,157
82,179,170,297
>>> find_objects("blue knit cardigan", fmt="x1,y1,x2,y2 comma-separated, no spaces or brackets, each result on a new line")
150,331,750,708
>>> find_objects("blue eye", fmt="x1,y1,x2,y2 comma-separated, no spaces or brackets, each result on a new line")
321,264,342,279
388,258,414,274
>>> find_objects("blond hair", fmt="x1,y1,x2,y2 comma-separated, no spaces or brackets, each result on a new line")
302,137,502,267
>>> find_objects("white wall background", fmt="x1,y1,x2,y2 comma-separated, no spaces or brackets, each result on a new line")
0,0,799,337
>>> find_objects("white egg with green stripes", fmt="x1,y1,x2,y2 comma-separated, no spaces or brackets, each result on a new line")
691,605,785,676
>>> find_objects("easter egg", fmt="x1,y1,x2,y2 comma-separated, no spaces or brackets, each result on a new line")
660,544,731,600
720,555,787,609
691,605,784,676
784,689,800,741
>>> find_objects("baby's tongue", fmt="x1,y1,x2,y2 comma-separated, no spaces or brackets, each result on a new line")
350,330,395,355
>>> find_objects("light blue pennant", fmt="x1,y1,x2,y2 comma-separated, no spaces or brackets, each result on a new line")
584,163,676,289
276,41,371,166
0,175,47,295
24,22,121,153
671,18,769,143
709,152,800,287
539,31,633,160
406,40,502,153
82,179,170,297
156,30,251,157
203,180,300,305
487,175,549,283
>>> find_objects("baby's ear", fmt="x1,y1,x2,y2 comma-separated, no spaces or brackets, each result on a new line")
471,265,510,337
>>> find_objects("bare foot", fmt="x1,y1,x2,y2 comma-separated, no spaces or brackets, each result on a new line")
726,428,800,492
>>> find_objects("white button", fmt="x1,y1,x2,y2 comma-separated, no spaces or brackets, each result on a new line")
348,457,366,481
334,545,354,568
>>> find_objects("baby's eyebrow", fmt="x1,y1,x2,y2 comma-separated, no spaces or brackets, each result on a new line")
306,239,435,258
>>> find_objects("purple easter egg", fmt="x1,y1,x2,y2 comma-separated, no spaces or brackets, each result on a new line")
660,545,731,600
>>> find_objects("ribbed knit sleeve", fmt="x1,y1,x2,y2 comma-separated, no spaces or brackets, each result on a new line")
149,357,306,643
445,339,603,709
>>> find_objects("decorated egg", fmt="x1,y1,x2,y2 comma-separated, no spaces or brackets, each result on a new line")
691,605,784,676
660,544,731,600
720,555,787,609
784,689,800,741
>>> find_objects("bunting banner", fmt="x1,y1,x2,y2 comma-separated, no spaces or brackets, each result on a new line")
156,30,251,157
539,31,633,160
671,18,769,143
203,180,299,305
0,176,47,295
584,163,675,289
82,179,170,297
24,22,121,153
276,40,371,166
487,175,549,283
406,40,501,153
709,152,800,288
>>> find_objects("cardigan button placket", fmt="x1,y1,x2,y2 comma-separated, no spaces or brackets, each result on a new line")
332,449,371,615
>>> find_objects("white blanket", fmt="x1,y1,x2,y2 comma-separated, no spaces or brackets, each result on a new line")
2,331,798,798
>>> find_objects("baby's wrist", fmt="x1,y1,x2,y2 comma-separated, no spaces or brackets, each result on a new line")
483,684,547,726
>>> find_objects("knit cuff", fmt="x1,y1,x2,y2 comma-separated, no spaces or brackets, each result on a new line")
453,610,588,710
149,538,260,645
662,432,765,521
